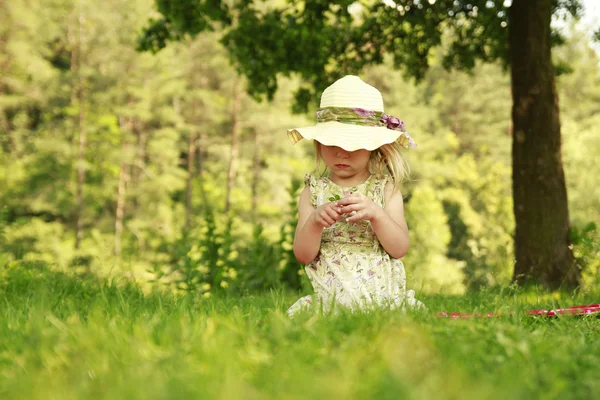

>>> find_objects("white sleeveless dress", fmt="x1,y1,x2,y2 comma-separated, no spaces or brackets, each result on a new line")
287,173,425,317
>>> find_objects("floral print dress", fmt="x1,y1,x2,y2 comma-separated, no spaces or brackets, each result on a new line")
287,173,425,317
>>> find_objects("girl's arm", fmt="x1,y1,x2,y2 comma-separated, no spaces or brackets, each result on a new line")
293,187,342,264
338,182,409,259
369,183,410,259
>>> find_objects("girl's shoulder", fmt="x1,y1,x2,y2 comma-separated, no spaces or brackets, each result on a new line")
303,173,322,207
304,173,336,190
303,173,323,192
360,174,399,207
304,173,319,185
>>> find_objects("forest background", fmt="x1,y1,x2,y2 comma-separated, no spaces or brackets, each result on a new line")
1,0,600,298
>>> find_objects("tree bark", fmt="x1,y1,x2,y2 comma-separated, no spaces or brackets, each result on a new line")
70,0,86,250
508,0,579,289
196,131,204,177
114,143,129,257
185,130,196,229
130,118,146,212
114,154,128,257
115,115,131,257
225,79,241,213
251,127,260,222
0,2,14,150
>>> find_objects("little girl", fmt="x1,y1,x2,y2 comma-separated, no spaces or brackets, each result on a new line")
286,75,425,317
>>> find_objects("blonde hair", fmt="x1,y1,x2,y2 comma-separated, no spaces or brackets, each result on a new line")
314,141,410,193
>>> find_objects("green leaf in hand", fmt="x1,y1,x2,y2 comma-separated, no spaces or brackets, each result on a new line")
328,194,341,202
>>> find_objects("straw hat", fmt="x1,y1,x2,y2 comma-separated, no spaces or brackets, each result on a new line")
287,75,416,152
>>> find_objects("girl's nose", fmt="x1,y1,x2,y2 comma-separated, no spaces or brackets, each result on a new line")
336,147,350,158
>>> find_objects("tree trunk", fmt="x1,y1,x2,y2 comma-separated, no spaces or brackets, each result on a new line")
225,79,241,213
75,67,86,249
115,115,131,257
251,127,260,222
196,131,204,177
0,3,13,150
0,60,12,147
185,130,196,229
196,130,209,210
131,119,146,212
70,1,86,250
508,0,579,289
114,111,135,257
114,154,128,257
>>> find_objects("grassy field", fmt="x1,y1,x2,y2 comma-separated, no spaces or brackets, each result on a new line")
1,263,599,400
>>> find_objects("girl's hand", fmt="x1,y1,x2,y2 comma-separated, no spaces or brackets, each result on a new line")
337,192,382,223
311,201,343,228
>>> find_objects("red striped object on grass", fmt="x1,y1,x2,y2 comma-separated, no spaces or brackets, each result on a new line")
437,304,600,320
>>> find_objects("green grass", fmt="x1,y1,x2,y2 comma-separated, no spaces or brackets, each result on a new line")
1,263,599,400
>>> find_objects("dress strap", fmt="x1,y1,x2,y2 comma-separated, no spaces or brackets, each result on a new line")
368,174,391,208
304,173,319,208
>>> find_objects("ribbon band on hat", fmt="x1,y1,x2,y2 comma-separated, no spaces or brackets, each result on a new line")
314,107,417,149
316,107,384,125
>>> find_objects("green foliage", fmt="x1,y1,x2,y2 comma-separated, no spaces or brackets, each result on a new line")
437,153,514,289
570,222,600,289
149,207,236,295
556,24,600,289
148,179,304,295
276,177,305,291
240,222,281,290
139,0,582,112
0,207,10,268
403,183,467,294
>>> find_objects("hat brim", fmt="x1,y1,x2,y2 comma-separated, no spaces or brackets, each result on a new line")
287,121,402,152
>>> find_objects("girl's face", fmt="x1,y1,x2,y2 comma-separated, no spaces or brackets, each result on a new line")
318,144,372,178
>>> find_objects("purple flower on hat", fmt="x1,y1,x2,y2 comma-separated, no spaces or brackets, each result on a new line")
380,113,406,131
353,108,375,118
389,116,402,129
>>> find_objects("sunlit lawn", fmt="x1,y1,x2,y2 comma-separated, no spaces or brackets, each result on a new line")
1,263,599,399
